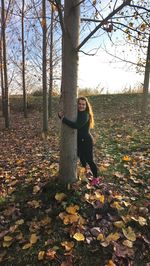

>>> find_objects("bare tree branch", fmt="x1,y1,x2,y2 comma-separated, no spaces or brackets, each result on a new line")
47,0,65,35
73,0,85,9
76,0,131,51
130,5,150,13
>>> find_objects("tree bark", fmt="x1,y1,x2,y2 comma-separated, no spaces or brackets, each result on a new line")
0,37,5,116
42,0,48,132
22,0,27,118
1,0,10,128
142,34,150,114
48,6,54,118
59,0,80,183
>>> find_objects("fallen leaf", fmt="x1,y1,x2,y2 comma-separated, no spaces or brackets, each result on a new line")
15,219,24,225
122,156,132,162
114,221,125,229
61,241,74,251
30,234,38,244
73,232,85,241
66,205,79,214
97,233,105,241
4,236,13,242
123,240,133,248
55,192,67,202
122,226,136,241
22,243,32,249
38,251,45,261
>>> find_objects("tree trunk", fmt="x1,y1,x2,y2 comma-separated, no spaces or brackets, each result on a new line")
59,0,80,183
142,34,150,115
48,6,54,118
22,0,27,118
0,38,5,116
42,0,48,132
1,0,10,128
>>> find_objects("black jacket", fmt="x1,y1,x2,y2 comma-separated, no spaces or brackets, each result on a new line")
62,111,90,139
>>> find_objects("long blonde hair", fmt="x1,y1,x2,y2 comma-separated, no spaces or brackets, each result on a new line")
78,97,95,129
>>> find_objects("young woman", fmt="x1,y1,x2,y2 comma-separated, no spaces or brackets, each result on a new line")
58,97,98,178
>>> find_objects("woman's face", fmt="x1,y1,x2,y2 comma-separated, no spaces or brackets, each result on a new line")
78,99,87,112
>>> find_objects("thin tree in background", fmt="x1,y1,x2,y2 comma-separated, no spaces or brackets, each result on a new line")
42,0,48,132
21,0,27,118
0,36,5,116
48,4,54,118
1,0,10,128
142,34,150,114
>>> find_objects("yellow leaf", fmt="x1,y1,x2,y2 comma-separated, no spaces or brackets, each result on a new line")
33,185,41,194
30,234,38,244
66,205,79,214
106,232,120,242
73,232,85,241
121,215,131,223
99,166,108,172
111,201,124,210
65,214,79,225
97,233,105,241
8,187,16,194
3,241,12,248
38,251,45,261
27,200,41,208
22,243,32,249
106,260,116,266
113,221,125,229
9,224,19,233
122,226,136,241
55,192,66,202
61,241,74,251
123,240,133,248
122,156,132,162
95,192,105,203
138,216,147,226
4,236,13,242
15,219,24,225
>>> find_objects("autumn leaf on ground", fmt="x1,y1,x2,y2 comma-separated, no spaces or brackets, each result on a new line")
59,212,80,225
106,260,116,266
61,241,74,251
30,234,38,244
22,243,32,250
38,251,45,261
55,192,67,202
66,205,79,214
122,226,136,242
3,236,13,248
123,240,133,248
27,200,41,208
73,232,85,241
113,221,125,229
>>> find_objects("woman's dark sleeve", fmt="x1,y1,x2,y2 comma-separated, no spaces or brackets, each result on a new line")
62,112,89,129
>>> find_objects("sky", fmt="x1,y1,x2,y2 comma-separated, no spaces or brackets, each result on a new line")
78,50,143,94
77,0,148,94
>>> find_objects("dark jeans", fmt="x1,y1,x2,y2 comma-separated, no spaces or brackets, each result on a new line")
77,134,98,178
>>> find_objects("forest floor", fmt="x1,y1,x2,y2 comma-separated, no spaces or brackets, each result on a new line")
0,94,150,266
